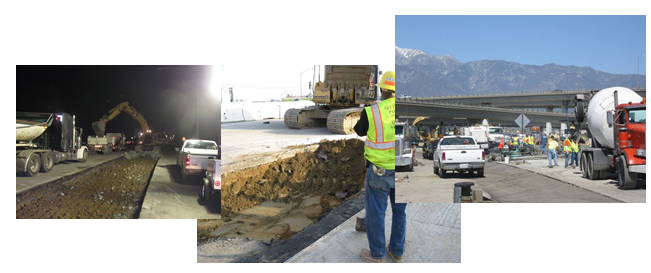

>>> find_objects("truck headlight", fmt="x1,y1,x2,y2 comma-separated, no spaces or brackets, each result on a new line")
636,149,646,157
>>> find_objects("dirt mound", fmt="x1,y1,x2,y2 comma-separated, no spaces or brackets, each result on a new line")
16,156,158,219
222,138,366,216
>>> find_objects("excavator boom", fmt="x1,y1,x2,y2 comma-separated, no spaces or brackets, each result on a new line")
92,102,150,136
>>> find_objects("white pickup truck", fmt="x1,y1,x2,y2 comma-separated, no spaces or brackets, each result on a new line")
200,158,221,203
176,139,219,182
433,135,486,178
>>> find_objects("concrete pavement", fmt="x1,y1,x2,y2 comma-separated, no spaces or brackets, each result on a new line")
221,118,361,172
395,149,488,203
498,158,646,203
139,147,221,219
286,203,461,263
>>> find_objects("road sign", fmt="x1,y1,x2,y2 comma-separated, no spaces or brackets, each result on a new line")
515,114,530,128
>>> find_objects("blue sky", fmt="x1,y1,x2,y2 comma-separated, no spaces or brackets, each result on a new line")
396,15,646,75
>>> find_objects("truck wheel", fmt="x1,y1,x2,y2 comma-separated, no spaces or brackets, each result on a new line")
433,164,439,175
580,153,588,178
181,168,188,182
80,149,89,162
616,157,637,190
23,153,40,177
477,169,484,177
575,100,585,123
439,163,447,178
40,152,54,173
201,178,211,202
587,154,596,180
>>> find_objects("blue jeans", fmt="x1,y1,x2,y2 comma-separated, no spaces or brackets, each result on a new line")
564,152,570,167
365,164,406,259
547,149,558,166
540,147,547,154
570,152,578,166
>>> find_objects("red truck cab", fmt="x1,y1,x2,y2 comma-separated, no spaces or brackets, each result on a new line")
614,99,646,169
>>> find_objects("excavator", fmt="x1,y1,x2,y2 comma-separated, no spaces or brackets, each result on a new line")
92,102,159,152
284,65,380,134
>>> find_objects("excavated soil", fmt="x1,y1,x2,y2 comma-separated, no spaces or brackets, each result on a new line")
16,156,158,219
198,138,366,243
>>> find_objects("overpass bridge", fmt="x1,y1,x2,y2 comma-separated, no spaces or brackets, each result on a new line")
411,88,646,113
396,98,573,128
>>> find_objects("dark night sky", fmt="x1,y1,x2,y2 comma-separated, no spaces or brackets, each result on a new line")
16,65,220,145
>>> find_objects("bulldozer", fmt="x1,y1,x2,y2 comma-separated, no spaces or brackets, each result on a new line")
284,65,380,134
92,102,159,152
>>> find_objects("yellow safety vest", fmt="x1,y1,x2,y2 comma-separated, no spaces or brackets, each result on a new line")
548,140,559,150
570,140,579,153
563,138,571,152
365,97,395,170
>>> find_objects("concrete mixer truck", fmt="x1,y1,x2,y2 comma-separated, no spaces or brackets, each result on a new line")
16,112,89,177
575,87,646,190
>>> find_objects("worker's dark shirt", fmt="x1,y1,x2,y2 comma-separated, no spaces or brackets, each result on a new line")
354,108,369,136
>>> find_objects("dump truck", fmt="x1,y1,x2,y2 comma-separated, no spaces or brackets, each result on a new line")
575,87,646,189
87,133,125,154
16,112,89,176
284,65,380,134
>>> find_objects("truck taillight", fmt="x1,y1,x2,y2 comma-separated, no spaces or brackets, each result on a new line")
482,151,485,160
442,152,446,160
186,156,190,165
215,180,221,187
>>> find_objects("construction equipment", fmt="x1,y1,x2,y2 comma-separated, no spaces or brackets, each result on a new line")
284,65,380,134
87,133,125,155
575,87,646,189
91,102,158,152
16,112,89,176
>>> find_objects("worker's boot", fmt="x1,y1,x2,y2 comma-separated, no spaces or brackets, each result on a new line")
360,249,385,263
386,246,403,263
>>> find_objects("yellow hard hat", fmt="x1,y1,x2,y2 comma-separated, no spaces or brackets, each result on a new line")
376,71,395,92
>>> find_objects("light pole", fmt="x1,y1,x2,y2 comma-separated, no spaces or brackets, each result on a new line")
300,68,313,100
638,54,646,89
157,67,200,139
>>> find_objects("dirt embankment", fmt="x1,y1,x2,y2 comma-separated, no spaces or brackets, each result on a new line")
222,138,366,215
197,139,367,244
16,156,158,219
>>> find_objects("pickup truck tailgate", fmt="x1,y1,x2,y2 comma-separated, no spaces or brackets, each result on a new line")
440,145,484,163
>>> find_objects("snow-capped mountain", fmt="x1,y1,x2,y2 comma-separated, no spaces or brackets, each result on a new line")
395,45,645,97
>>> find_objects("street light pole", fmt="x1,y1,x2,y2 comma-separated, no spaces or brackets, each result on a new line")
300,68,313,100
157,67,200,138
638,55,646,89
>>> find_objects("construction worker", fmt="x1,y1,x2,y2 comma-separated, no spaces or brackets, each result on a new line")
547,137,559,168
513,135,519,148
540,132,548,155
570,138,579,168
563,136,572,168
569,122,576,136
353,71,404,263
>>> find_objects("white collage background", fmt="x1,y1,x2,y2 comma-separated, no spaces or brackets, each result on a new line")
4,0,649,272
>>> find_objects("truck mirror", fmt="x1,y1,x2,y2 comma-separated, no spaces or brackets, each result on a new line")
606,111,613,127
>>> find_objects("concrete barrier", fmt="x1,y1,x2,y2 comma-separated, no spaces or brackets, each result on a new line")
222,101,314,123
